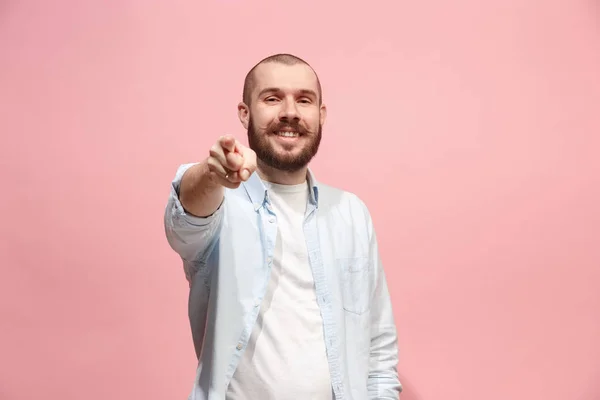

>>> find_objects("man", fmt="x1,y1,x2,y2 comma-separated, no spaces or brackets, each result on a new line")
164,53,401,400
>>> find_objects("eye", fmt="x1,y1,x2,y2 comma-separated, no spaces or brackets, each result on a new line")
298,98,311,104
265,97,279,102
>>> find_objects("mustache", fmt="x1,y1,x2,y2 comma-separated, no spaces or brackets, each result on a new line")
270,122,308,134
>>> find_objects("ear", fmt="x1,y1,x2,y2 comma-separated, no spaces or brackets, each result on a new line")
238,102,250,129
319,103,327,126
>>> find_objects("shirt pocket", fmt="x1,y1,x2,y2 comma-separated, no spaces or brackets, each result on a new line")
337,257,371,315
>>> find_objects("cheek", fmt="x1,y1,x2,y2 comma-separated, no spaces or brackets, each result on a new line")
306,114,321,129
255,121,272,132
303,108,321,122
251,110,277,130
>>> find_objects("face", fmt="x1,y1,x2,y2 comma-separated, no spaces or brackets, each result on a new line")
239,62,326,172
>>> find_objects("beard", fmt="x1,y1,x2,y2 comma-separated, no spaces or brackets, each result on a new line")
247,116,322,173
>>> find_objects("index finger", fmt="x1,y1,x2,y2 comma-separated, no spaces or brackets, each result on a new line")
219,135,236,153
234,137,247,151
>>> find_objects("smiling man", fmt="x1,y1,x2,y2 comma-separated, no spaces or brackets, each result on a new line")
164,53,401,400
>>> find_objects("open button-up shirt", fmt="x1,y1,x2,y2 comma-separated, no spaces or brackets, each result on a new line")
164,163,401,399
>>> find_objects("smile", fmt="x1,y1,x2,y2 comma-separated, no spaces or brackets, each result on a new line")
275,131,299,137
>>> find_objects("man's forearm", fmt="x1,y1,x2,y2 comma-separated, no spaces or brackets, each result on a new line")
179,159,224,218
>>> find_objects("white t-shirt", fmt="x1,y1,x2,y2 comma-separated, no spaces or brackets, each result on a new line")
226,180,332,400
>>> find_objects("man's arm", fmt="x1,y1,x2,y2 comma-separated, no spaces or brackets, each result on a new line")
164,162,225,282
179,132,255,218
164,135,257,282
179,159,225,218
367,218,403,399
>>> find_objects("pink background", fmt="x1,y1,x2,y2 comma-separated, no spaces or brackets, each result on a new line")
1,1,599,399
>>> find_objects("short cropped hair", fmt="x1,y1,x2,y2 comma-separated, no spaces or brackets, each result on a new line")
242,53,322,105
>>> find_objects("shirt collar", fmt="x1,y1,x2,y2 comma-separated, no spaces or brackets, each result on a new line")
242,168,320,211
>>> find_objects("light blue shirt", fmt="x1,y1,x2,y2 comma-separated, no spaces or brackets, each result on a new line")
164,163,402,400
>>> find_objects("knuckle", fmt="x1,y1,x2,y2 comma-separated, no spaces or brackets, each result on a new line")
207,156,217,166
209,145,221,157
207,158,224,172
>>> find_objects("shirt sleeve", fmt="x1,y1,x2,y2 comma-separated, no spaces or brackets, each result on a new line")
163,162,224,283
361,202,403,399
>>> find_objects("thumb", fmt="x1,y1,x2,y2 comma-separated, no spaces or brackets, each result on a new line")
239,147,257,181
239,168,250,181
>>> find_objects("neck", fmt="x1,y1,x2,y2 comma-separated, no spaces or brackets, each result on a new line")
256,159,308,185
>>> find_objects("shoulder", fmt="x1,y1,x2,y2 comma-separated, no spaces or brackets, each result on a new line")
316,182,373,226
317,182,367,207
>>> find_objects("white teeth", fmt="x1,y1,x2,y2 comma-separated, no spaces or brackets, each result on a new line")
277,131,298,137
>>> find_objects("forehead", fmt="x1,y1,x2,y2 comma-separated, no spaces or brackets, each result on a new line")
252,62,319,95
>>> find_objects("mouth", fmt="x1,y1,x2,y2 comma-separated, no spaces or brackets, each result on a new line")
274,130,300,138
271,130,303,143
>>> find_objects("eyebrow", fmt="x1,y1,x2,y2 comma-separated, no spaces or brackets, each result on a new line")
257,87,318,99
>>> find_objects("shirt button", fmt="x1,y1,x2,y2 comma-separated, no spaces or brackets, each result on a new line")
266,257,272,264
268,217,275,223
236,343,242,350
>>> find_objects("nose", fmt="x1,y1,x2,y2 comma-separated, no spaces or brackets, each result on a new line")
278,98,300,122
